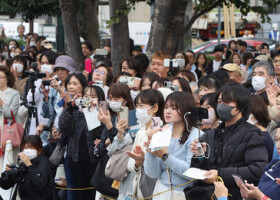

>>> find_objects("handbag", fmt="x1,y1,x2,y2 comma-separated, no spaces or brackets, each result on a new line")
49,144,65,166
139,168,157,200
91,153,119,198
105,142,133,182
1,111,24,148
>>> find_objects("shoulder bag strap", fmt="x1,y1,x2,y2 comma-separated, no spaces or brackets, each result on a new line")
167,167,172,192
10,110,16,125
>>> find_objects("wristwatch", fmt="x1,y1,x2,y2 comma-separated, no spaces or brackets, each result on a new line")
162,153,169,161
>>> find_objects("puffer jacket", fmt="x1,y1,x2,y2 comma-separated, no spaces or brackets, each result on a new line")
191,118,269,200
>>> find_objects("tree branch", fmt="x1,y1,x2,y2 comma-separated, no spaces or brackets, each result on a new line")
183,0,224,35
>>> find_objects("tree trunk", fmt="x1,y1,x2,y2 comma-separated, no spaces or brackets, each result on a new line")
59,0,84,71
109,0,130,76
29,19,34,34
146,0,173,58
83,0,100,49
166,0,188,55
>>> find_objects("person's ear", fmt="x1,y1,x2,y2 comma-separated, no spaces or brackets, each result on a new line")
152,103,158,114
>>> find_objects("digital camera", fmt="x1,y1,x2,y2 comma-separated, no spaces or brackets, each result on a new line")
74,97,91,107
1,163,27,183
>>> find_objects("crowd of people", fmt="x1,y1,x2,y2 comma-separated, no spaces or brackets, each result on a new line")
0,31,279,200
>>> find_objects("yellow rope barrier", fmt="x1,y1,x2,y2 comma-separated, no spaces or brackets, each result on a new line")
55,178,196,200
55,187,94,191
55,176,232,200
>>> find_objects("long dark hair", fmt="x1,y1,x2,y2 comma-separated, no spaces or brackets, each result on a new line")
195,53,207,69
250,94,270,128
165,92,196,144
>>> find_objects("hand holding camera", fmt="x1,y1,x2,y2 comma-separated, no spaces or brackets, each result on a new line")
18,152,32,167
36,123,44,136
190,138,207,156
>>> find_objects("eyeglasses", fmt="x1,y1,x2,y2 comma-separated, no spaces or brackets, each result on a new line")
93,69,107,76
273,59,280,64
0,75,6,79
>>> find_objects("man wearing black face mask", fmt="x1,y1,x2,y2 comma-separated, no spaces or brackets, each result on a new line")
189,82,268,200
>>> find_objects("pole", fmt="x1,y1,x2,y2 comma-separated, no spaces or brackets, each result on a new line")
218,6,221,45
223,4,230,39
230,3,236,37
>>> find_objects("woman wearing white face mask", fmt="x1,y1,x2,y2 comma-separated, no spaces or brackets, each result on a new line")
97,83,134,150
108,89,164,199
24,51,58,135
200,93,220,131
249,95,274,162
39,50,58,78
2,135,54,200
12,55,28,96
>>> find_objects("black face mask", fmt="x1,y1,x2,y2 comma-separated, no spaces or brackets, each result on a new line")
217,103,237,121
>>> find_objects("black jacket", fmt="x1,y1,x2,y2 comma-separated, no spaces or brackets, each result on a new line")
1,154,53,200
191,118,269,199
205,59,226,75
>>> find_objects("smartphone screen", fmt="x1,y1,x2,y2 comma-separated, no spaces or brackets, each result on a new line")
98,101,108,115
85,59,92,73
152,117,161,129
232,174,244,185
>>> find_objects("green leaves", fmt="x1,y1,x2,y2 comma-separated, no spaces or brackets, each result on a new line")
0,0,60,22
194,0,280,24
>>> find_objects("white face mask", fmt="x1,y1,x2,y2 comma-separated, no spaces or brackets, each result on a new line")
23,148,38,160
9,45,14,50
41,64,53,74
109,101,122,113
202,109,216,125
247,114,257,125
13,63,24,73
130,90,139,103
178,59,185,69
30,41,36,47
136,105,153,125
10,52,15,58
252,76,267,91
